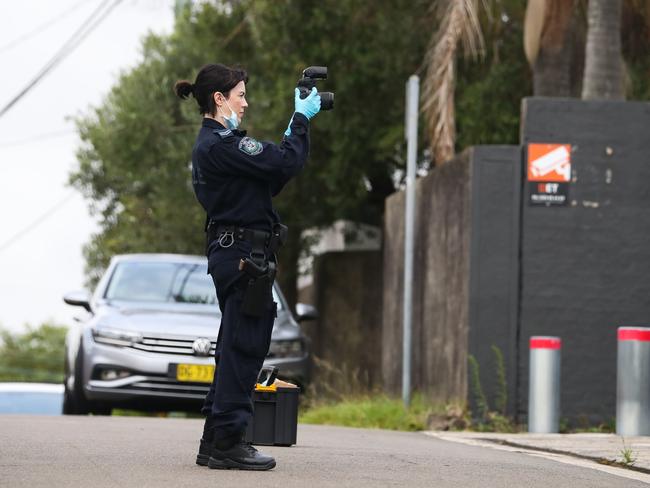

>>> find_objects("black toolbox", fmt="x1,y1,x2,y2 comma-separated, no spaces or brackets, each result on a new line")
244,381,300,446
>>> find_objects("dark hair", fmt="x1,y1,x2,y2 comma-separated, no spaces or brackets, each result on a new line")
174,63,248,115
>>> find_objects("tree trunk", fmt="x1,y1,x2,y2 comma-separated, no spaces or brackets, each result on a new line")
582,0,625,100
527,0,583,97
533,40,573,96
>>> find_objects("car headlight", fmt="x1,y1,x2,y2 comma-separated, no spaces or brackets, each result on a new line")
92,327,143,347
268,339,304,358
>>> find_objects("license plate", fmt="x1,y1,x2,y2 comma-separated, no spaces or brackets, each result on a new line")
176,364,215,383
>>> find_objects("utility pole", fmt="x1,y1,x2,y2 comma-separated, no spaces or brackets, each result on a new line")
402,75,419,408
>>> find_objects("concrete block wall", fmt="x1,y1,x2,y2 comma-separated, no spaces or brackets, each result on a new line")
303,250,383,391
382,151,472,404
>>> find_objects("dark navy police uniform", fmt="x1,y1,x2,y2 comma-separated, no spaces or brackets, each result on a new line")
191,113,310,440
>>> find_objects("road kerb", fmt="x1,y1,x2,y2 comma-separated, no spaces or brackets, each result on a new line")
424,432,650,486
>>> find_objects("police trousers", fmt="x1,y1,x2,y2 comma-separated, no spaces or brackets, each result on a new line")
200,238,277,439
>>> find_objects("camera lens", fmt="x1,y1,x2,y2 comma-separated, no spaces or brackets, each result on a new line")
319,92,334,111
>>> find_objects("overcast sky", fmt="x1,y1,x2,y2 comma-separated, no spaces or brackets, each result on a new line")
0,0,175,332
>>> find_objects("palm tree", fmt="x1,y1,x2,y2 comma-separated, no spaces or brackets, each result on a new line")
581,0,625,99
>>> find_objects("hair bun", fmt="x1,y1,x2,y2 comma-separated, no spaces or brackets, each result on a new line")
174,80,194,100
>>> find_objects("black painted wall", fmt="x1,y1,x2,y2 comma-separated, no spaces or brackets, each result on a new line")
517,98,650,423
467,146,522,417
467,99,650,423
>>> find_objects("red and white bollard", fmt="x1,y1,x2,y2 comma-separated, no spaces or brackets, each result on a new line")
528,336,561,433
617,327,650,436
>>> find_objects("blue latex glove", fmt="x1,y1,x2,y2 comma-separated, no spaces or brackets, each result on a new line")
295,87,321,119
285,87,321,136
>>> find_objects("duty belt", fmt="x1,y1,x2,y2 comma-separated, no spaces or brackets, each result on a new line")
205,221,288,317
205,222,288,257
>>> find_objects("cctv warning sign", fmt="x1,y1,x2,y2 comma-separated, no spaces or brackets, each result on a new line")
528,144,571,182
527,143,572,206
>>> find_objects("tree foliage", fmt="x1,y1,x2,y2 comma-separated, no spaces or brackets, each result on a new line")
456,2,532,149
70,0,432,301
70,0,650,300
0,323,67,382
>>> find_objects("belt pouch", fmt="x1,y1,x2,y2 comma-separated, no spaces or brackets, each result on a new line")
241,275,272,317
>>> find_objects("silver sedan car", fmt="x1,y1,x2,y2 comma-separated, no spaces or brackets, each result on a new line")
62,254,315,415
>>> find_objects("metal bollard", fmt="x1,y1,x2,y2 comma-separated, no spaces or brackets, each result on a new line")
616,327,650,436
528,336,561,433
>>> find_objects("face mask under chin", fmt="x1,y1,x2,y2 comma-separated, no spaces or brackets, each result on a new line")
219,100,239,130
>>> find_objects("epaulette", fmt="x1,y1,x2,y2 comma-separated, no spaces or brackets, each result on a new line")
213,128,233,139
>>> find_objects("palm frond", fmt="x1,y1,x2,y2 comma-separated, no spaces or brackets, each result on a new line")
422,0,487,165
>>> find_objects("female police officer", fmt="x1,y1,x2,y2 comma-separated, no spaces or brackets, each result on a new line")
174,63,320,471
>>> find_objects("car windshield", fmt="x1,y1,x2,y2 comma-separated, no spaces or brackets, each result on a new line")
104,261,217,305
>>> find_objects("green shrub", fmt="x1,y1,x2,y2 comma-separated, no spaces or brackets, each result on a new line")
467,346,521,432
0,323,67,383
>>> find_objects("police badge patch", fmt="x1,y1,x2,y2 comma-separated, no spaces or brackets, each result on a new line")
238,137,263,156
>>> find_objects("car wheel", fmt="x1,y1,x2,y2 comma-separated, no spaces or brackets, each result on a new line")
61,385,87,415
62,385,74,414
62,344,92,415
62,381,92,415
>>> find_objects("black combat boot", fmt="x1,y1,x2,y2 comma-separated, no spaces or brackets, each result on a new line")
208,432,276,471
196,417,217,466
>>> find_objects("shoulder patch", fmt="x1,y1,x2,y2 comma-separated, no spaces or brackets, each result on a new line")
213,129,233,139
238,137,263,156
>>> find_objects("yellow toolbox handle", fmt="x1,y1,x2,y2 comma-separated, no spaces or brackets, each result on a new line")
255,382,278,392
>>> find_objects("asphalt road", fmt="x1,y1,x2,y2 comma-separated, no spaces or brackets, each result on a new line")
0,416,646,488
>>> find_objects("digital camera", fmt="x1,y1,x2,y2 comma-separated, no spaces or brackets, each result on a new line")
297,66,334,110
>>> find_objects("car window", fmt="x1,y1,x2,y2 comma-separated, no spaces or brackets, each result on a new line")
105,262,217,305
104,260,282,308
171,264,217,304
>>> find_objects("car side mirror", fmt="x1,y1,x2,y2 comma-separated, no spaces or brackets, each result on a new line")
295,302,318,322
63,291,92,312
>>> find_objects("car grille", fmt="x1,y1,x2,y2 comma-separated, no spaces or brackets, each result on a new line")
128,335,216,356
126,377,210,399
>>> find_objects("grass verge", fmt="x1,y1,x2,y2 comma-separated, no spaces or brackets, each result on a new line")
299,394,446,431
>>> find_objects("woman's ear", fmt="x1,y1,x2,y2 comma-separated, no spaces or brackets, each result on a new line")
213,92,223,108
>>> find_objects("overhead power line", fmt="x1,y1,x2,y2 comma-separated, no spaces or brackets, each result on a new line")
0,0,88,54
0,0,124,119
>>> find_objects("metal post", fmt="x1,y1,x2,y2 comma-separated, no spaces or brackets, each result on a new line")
617,327,650,436
528,336,561,433
402,75,419,408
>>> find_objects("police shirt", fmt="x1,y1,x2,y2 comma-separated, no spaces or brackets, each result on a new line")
191,113,310,232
